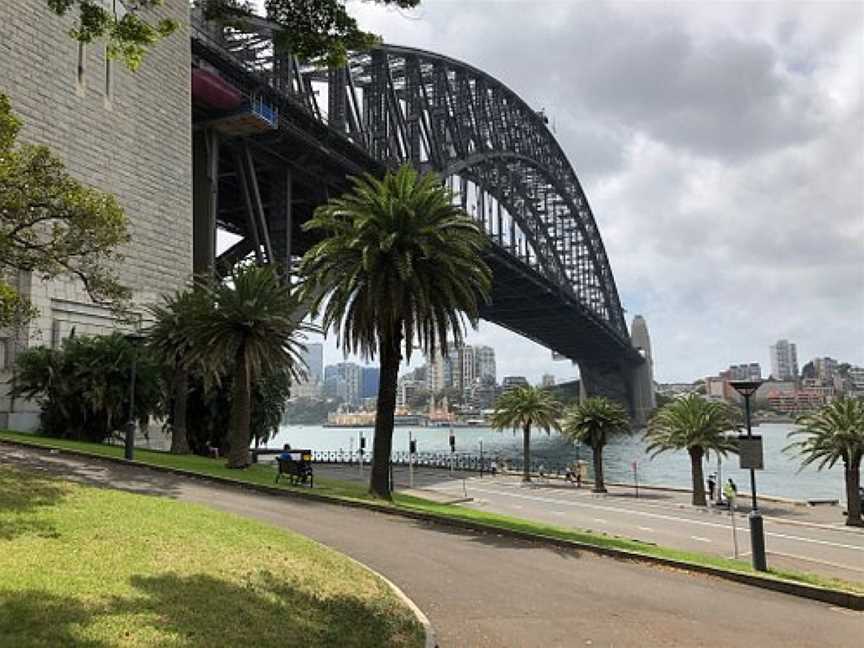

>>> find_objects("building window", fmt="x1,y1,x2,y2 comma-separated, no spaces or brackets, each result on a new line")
76,42,87,91
104,47,113,103
0,338,7,371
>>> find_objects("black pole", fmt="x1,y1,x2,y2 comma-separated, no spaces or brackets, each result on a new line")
744,393,767,571
745,395,758,512
124,344,137,461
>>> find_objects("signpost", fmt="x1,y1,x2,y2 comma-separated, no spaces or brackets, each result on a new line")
359,432,365,477
632,460,639,499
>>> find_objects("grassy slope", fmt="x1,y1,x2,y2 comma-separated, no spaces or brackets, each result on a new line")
0,465,423,648
2,430,861,597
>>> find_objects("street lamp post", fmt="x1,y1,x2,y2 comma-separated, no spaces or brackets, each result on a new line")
123,331,146,461
729,379,767,572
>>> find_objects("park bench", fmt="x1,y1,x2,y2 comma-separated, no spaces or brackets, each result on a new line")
275,450,314,488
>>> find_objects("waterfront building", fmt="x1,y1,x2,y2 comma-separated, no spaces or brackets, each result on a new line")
298,343,324,384
397,379,424,408
360,366,380,400
813,357,838,383
426,349,446,393
765,389,825,414
541,374,556,387
848,366,864,397
769,339,799,381
502,376,529,391
460,345,477,395
324,362,361,405
290,380,322,400
475,346,497,384
728,363,761,381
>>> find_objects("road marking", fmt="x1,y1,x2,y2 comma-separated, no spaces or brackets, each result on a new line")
551,511,566,516
691,536,712,543
464,486,864,553
593,518,608,524
638,526,654,532
768,551,864,574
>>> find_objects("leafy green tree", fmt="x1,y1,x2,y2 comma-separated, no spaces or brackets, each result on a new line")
561,397,630,493
185,265,309,468
45,0,178,70
12,333,161,443
787,398,864,526
145,288,209,454
203,0,420,66
0,93,130,330
644,394,739,505
46,1,421,69
300,164,491,498
491,386,562,482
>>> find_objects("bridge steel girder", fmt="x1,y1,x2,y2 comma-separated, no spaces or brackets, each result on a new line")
189,14,645,399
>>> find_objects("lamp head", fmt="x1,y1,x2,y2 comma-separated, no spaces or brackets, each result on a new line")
729,379,763,397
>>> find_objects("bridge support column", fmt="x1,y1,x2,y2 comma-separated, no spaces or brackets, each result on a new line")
269,167,294,281
193,129,219,277
579,362,640,425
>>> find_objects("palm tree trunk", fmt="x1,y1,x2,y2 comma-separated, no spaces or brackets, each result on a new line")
844,459,862,527
522,423,531,482
226,348,251,469
169,366,190,454
689,446,706,506
370,330,402,499
592,443,607,493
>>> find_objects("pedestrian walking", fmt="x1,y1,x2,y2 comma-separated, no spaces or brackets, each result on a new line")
707,474,717,502
576,463,583,489
490,459,498,477
727,478,737,496
565,465,576,487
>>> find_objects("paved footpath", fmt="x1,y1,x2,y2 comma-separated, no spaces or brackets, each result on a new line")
2,445,862,648
317,464,864,583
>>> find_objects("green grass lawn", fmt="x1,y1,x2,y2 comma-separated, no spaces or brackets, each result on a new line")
0,464,423,648
2,429,862,598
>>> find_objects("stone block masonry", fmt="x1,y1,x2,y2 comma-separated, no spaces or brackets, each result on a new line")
0,1,193,428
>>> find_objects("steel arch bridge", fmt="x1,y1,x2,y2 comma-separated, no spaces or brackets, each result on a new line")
189,13,650,416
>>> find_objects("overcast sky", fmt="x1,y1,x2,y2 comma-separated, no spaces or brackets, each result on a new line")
252,0,864,383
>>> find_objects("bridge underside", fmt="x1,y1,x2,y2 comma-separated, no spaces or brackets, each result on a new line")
189,15,648,421
480,246,639,414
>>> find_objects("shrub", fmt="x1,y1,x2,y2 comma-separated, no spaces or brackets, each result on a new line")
12,333,162,442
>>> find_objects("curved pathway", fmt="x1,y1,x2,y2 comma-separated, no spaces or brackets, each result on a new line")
2,445,860,648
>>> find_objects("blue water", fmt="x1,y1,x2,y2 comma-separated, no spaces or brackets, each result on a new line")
272,423,845,501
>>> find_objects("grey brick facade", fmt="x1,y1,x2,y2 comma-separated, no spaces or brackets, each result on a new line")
0,0,192,428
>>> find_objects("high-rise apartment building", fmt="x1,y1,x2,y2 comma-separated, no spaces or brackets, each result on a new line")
728,363,762,382
813,357,838,383
475,346,497,384
299,343,324,384
360,367,380,399
324,362,362,405
770,340,799,381
425,349,446,394
460,345,477,394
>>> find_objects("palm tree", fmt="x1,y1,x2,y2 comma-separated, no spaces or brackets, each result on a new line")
561,397,630,493
299,164,492,498
787,398,864,527
146,289,204,454
186,265,310,468
490,386,561,482
644,394,739,505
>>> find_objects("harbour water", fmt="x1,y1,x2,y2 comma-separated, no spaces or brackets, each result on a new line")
271,423,846,501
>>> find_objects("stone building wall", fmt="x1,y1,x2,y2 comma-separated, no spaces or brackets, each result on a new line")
0,0,192,429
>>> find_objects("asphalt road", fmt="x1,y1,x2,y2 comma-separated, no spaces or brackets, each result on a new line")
2,445,862,648
320,464,864,583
